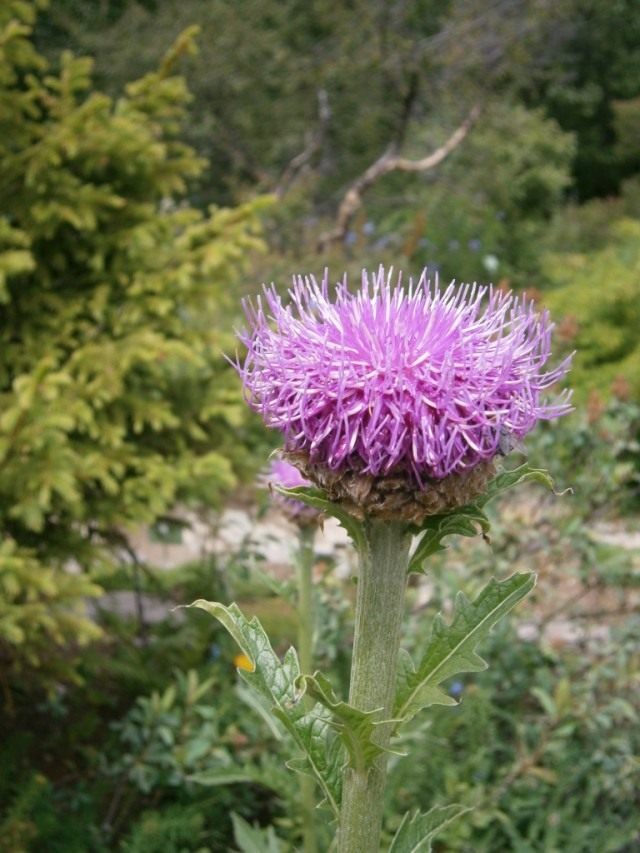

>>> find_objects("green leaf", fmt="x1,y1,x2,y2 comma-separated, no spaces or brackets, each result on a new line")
394,573,535,725
388,804,471,853
408,464,564,574
188,767,275,788
231,813,284,853
236,683,284,740
478,463,565,506
274,484,366,552
186,600,343,815
408,505,491,573
299,672,400,773
394,649,457,712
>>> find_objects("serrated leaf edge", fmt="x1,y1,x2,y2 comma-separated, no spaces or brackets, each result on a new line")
185,599,341,816
408,464,566,574
297,672,406,771
394,572,536,723
389,803,472,853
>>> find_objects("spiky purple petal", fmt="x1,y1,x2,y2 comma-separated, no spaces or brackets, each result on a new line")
239,267,572,483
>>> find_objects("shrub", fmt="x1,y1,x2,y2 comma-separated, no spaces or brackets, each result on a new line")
542,219,640,402
0,0,268,682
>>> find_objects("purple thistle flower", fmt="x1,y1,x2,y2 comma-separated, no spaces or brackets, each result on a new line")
260,457,321,525
238,267,572,487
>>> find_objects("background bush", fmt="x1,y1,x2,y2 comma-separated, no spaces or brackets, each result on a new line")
0,1,268,683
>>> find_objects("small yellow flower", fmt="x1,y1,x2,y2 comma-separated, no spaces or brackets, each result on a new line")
233,652,255,672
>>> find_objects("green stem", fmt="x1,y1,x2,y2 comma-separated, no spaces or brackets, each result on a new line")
339,520,411,853
297,526,315,680
297,525,318,853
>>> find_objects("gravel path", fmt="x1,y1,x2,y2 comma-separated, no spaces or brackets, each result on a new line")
94,506,640,647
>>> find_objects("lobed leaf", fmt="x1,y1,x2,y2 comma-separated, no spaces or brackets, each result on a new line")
478,463,565,507
186,599,343,815
394,573,535,726
388,804,471,853
299,672,401,773
408,505,490,573
409,464,563,574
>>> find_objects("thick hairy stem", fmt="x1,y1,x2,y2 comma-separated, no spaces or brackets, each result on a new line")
297,525,318,853
339,520,411,853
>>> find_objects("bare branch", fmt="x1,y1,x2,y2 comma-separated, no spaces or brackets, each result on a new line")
317,103,482,252
275,89,331,198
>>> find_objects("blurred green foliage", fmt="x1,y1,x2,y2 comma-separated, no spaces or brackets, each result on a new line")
369,102,575,286
388,619,640,852
523,0,640,199
35,0,640,207
543,218,640,400
0,550,287,851
0,1,268,681
34,0,461,205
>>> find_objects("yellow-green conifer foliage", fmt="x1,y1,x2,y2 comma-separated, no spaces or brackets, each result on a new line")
543,218,640,401
0,1,268,680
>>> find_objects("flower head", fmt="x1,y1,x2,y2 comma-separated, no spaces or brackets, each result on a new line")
239,268,572,517
259,457,321,525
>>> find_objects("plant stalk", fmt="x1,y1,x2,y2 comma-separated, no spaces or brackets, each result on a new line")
338,520,411,853
297,525,318,853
